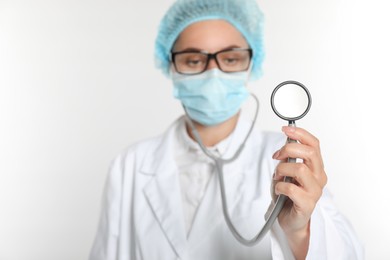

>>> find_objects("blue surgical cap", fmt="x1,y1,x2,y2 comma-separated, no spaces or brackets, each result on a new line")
154,0,265,80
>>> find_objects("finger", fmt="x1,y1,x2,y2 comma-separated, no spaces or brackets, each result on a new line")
282,126,320,148
274,162,322,194
276,143,316,162
274,145,327,188
276,143,323,172
275,182,317,213
271,166,285,202
278,126,324,169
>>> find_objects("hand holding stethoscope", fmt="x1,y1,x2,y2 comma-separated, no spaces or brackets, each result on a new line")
186,81,327,248
270,81,327,256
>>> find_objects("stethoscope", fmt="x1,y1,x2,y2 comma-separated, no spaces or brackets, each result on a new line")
184,80,312,246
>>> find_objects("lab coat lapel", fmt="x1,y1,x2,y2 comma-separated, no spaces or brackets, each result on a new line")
141,120,188,260
144,171,188,259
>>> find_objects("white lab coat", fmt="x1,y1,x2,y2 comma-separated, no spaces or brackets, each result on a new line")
89,116,363,260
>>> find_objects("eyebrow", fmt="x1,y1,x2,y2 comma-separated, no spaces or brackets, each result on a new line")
173,45,245,53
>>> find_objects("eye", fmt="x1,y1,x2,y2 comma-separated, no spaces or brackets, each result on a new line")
221,56,243,66
186,59,203,66
223,57,240,65
182,55,206,68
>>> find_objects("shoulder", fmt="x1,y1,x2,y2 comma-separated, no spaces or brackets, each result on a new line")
110,116,183,169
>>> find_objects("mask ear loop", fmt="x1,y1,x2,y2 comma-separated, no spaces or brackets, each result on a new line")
246,60,254,83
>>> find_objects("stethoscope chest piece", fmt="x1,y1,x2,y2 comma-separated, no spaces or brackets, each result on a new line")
271,80,311,123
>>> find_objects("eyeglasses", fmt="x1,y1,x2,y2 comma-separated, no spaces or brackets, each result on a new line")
171,48,252,75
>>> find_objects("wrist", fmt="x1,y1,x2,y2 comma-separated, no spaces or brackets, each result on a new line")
285,221,310,260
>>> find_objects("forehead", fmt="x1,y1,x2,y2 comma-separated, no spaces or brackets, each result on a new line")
172,20,249,52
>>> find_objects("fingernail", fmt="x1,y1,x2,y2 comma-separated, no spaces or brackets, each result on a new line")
282,126,295,133
272,150,280,159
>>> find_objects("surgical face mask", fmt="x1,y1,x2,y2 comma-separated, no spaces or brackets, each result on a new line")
172,69,250,126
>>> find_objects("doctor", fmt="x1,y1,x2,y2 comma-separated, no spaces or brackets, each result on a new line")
89,0,363,259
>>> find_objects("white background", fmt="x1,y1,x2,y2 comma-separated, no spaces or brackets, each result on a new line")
1,0,389,259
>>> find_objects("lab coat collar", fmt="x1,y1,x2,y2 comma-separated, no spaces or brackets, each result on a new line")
140,114,252,174
177,112,253,160
177,116,234,157
221,112,253,159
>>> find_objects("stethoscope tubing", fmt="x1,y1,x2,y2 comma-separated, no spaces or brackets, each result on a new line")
184,94,292,246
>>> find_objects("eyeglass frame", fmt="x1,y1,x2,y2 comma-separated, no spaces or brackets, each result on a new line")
170,48,253,75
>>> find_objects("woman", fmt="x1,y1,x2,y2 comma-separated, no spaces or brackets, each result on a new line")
89,0,363,259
